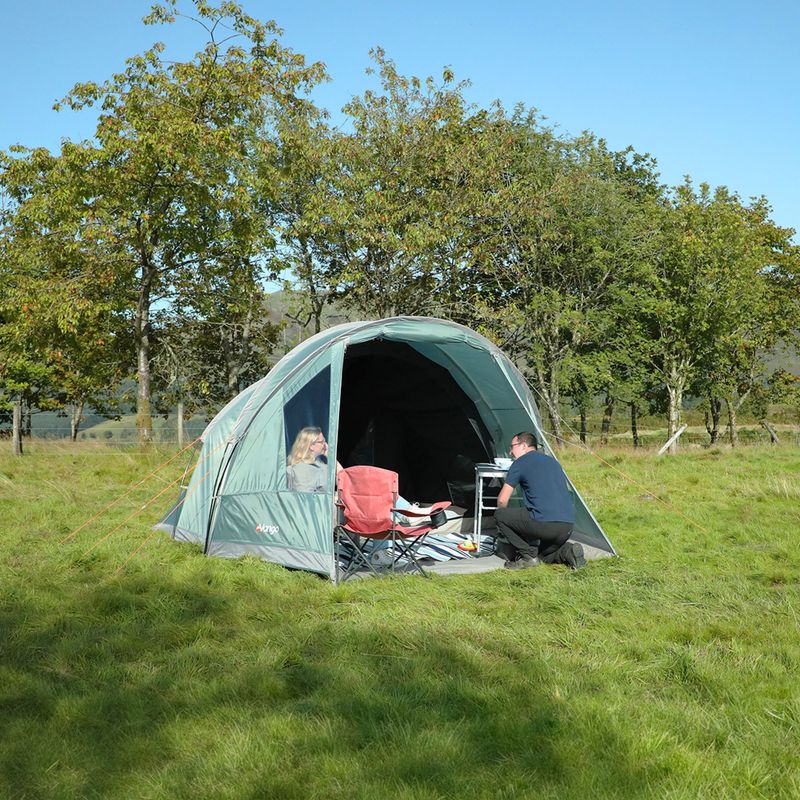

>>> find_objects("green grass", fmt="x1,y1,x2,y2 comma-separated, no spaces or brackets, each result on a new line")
1,441,799,799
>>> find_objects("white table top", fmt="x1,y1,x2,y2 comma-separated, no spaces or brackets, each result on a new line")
474,463,509,477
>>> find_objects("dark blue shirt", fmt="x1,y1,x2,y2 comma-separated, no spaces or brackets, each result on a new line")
504,450,575,523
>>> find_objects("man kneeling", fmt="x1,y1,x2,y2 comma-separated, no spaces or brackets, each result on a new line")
494,432,586,570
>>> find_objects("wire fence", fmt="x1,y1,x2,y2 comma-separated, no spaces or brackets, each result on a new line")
552,421,800,449
6,422,799,451
1,424,206,445
0,431,202,452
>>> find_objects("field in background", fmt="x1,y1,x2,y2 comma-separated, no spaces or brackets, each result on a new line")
16,397,800,448
1,442,799,799
74,415,800,448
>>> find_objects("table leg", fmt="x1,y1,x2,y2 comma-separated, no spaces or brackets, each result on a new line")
473,474,483,549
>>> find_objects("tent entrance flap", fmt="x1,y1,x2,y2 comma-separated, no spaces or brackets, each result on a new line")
337,340,494,502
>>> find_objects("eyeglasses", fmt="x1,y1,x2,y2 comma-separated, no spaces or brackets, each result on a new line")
310,437,326,447
509,440,521,450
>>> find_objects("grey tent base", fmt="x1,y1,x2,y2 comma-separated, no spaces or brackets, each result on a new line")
155,519,612,578
427,541,612,575
338,540,612,579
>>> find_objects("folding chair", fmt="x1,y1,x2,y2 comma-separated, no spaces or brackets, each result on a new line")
334,466,451,582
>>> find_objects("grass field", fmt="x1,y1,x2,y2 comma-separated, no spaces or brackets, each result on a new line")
1,442,799,799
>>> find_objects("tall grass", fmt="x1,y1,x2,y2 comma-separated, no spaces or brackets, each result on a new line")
1,441,799,799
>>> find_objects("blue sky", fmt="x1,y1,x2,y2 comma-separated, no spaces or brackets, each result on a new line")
3,0,798,237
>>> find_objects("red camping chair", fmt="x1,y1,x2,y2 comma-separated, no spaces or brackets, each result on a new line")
334,466,451,582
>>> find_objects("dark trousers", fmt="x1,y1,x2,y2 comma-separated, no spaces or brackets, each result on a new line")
493,506,573,561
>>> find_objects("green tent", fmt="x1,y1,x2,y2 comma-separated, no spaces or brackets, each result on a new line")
161,317,614,578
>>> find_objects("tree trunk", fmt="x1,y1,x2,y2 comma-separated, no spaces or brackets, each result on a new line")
301,237,327,335
546,361,564,446
600,394,614,445
136,331,152,445
630,403,640,448
579,408,587,444
543,386,563,445
177,399,185,449
70,400,85,442
135,268,154,446
705,395,721,444
725,398,739,447
12,399,23,456
224,325,240,399
666,380,684,454
220,301,256,400
532,360,563,446
760,419,779,444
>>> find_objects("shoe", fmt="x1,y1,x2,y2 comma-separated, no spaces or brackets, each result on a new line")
559,542,586,569
504,555,539,570
370,548,395,567
493,540,516,561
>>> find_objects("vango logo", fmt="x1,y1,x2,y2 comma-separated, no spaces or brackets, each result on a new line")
255,523,280,535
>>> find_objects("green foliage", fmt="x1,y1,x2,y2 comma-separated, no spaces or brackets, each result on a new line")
331,49,483,319
1,443,798,798
2,0,799,449
1,0,325,443
634,181,800,445
463,115,658,441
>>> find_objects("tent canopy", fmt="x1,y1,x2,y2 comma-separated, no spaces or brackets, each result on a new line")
163,317,614,577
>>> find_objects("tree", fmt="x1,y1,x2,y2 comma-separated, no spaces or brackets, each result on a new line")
768,369,800,430
153,277,282,431
565,351,612,444
645,182,798,451
465,114,651,443
640,182,729,451
2,1,324,445
0,164,129,445
271,108,350,335
331,50,480,319
711,199,799,446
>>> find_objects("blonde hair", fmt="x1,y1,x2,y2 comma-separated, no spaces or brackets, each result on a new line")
287,426,323,466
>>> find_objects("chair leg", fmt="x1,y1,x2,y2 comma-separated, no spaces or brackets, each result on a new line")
336,527,381,580
336,527,432,580
390,532,431,577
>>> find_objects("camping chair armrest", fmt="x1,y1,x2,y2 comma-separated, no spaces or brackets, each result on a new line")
392,501,451,518
392,501,451,529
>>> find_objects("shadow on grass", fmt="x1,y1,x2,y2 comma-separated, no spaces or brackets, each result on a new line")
0,564,674,800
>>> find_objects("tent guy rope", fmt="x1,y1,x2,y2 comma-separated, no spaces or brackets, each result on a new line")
78,437,228,558
60,436,201,544
109,439,237,571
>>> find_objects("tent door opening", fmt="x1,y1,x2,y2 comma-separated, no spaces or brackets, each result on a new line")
337,340,494,504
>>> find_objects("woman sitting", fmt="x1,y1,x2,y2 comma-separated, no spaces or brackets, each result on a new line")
286,426,342,492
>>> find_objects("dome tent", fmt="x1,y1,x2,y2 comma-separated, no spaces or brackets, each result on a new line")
159,317,614,579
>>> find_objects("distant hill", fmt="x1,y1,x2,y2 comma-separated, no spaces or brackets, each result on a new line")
27,409,112,439
264,289,356,364
764,339,799,374
75,414,209,444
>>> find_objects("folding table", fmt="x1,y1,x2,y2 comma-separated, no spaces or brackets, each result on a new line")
472,463,509,546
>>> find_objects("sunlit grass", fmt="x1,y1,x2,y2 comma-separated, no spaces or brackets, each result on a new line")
1,441,799,799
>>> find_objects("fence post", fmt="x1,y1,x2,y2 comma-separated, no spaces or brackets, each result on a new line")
177,400,185,449
12,399,23,456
